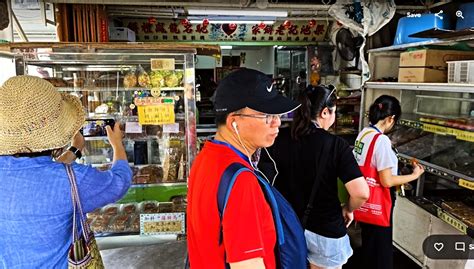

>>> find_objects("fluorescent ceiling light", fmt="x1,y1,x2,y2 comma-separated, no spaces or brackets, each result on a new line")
220,45,233,50
189,19,275,24
188,8,287,17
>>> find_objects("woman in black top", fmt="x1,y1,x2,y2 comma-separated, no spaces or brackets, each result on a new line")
259,85,369,269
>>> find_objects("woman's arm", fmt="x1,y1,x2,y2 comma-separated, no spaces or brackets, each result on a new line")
344,177,370,211
379,163,424,188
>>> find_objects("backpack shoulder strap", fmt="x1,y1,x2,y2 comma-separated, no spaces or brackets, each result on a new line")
217,162,252,244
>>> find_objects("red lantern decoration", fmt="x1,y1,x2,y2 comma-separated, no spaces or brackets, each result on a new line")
283,20,292,28
229,23,237,31
180,18,189,26
309,19,317,28
258,22,266,29
148,17,157,24
202,18,209,27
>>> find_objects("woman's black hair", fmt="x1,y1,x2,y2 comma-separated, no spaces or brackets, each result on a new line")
291,84,337,140
368,95,401,125
12,150,54,158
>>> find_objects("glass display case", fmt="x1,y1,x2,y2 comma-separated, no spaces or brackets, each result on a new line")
363,39,473,268
0,42,219,238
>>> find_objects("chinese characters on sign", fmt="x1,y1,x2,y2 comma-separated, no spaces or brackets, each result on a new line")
140,213,186,235
122,19,329,42
135,97,175,125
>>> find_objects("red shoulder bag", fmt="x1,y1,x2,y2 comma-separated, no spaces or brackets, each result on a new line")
354,133,392,227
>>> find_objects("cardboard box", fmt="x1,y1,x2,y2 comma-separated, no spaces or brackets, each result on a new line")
399,49,474,68
398,67,446,82
109,27,136,42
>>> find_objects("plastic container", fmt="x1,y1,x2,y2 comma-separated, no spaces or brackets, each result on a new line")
394,13,451,45
456,3,474,30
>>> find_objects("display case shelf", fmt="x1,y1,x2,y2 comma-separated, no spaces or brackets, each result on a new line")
398,114,474,143
398,152,473,191
365,82,474,93
367,33,474,53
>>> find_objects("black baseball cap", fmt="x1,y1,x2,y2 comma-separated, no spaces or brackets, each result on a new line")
214,68,300,115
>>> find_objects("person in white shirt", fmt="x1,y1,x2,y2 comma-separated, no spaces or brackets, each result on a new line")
353,95,424,269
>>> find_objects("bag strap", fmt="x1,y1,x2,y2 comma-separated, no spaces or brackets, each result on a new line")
302,140,327,228
65,164,90,242
364,133,382,168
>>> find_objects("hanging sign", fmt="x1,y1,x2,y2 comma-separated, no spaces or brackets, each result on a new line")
121,19,328,43
135,97,175,125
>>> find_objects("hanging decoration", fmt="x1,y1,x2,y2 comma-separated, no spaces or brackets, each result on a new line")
180,18,189,26
147,17,157,24
258,22,266,29
229,23,237,31
202,18,209,27
309,19,317,28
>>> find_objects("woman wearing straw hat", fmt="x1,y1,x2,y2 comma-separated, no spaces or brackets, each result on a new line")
0,75,132,268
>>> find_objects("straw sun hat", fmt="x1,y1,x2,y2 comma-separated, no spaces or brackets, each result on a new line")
0,75,85,155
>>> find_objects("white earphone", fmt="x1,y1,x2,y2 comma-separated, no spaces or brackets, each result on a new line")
232,121,239,134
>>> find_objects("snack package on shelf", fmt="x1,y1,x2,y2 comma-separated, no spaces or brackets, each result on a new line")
122,203,139,215
91,215,113,233
123,68,137,88
109,214,132,233
141,201,160,213
157,202,173,213
102,204,120,216
129,214,140,232
137,65,151,88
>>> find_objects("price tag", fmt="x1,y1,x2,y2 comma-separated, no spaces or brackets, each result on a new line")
137,104,175,125
125,121,143,133
456,130,474,143
437,208,467,234
422,123,447,136
140,213,185,235
459,179,474,190
163,123,180,133
151,58,175,70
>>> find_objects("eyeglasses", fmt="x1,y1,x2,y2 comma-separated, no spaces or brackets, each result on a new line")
233,113,281,124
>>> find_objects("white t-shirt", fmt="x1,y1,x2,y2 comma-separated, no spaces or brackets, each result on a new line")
353,127,398,175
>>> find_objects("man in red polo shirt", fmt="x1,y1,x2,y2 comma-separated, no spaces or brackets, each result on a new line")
187,68,300,269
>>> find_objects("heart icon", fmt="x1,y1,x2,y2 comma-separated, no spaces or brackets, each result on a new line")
434,242,444,252
222,24,237,36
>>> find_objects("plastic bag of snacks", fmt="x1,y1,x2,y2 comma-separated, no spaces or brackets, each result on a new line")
137,65,151,87
123,68,137,88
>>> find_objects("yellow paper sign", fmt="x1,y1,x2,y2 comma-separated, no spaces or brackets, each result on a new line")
459,179,474,190
137,104,175,125
151,58,175,70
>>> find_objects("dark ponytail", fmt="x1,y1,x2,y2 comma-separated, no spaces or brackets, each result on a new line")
368,95,401,125
291,85,337,140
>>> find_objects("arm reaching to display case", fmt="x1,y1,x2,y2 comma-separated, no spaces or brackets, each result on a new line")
379,163,425,188
105,123,127,162
56,132,85,164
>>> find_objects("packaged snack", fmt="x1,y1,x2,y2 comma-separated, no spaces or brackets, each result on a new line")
103,204,120,216
109,215,131,232
150,70,165,88
123,69,137,88
129,214,140,232
138,165,163,183
91,215,112,233
158,202,173,213
122,203,138,214
142,201,159,213
137,65,151,87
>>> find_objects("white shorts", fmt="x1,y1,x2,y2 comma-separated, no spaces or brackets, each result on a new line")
304,229,353,268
